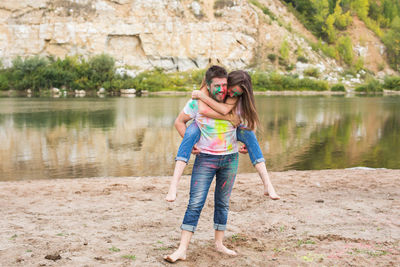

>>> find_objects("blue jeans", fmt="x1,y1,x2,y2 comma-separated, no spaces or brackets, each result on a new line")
175,122,265,165
181,153,239,232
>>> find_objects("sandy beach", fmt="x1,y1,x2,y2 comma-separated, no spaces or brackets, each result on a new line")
0,169,399,266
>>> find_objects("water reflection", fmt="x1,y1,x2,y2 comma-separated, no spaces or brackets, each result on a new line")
0,96,399,181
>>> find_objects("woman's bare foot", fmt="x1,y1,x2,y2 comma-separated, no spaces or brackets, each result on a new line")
264,186,280,200
165,189,177,202
215,243,237,256
164,249,186,263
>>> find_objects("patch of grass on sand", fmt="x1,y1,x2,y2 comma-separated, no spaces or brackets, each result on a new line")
231,233,247,242
155,246,169,251
122,254,136,260
348,248,388,257
297,239,316,246
109,246,120,252
273,247,287,254
56,232,68,236
300,253,324,262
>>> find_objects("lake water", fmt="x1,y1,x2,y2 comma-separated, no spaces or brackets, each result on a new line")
1,95,399,181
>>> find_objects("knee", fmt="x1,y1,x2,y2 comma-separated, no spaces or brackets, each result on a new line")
187,196,205,211
237,128,255,143
187,202,203,212
215,197,229,209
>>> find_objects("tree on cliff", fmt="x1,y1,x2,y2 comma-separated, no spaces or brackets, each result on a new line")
383,16,400,71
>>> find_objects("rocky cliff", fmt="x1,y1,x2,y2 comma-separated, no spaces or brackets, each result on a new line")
0,0,394,79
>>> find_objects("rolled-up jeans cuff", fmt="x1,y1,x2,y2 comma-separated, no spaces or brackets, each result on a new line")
175,156,189,163
181,224,196,232
213,223,227,231
252,158,265,166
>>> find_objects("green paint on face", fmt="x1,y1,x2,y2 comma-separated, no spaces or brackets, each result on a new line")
231,86,243,97
213,85,222,96
232,91,242,97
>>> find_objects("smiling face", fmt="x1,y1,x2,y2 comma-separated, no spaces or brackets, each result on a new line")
208,77,228,102
228,85,243,98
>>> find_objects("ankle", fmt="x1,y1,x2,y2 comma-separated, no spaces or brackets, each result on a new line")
168,184,178,190
215,241,224,247
176,246,187,254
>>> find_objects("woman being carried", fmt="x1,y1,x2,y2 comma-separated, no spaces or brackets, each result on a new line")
166,70,279,202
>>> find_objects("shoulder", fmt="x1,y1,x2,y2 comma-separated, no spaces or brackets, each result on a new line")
185,99,198,110
183,99,198,117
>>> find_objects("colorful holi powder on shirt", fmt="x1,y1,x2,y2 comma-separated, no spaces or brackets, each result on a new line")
189,100,198,110
183,99,237,155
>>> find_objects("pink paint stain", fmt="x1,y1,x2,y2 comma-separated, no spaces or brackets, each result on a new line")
194,181,198,187
221,181,227,189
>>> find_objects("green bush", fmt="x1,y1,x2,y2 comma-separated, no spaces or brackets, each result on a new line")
278,57,287,66
337,35,353,65
304,67,320,78
214,0,234,9
0,72,9,91
331,84,346,91
383,17,400,71
251,71,328,91
0,54,143,92
251,71,270,91
268,54,277,62
285,64,295,71
354,58,364,72
312,40,337,59
280,39,290,60
355,79,383,93
88,54,115,88
383,76,400,90
214,11,223,17
297,55,308,63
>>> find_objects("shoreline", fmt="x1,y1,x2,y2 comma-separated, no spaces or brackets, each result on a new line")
1,169,399,266
2,89,400,97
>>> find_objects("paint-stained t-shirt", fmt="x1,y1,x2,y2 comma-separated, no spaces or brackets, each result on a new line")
183,99,238,155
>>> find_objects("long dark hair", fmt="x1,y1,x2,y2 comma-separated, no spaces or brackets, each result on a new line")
228,70,259,131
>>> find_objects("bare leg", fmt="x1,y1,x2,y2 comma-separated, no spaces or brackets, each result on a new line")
164,230,192,262
165,160,186,202
254,162,280,200
214,230,237,256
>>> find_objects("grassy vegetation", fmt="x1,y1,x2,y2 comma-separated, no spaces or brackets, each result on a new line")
282,0,400,71
383,76,400,91
251,72,329,91
303,67,320,78
355,79,383,93
249,0,277,21
1,54,399,94
213,0,235,9
0,55,205,93
331,84,346,92
355,75,400,92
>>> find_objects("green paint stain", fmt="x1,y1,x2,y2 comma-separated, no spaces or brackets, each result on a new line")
189,100,198,110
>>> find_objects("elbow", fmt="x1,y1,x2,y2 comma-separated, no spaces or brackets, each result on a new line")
174,118,181,130
220,109,230,116
198,106,207,116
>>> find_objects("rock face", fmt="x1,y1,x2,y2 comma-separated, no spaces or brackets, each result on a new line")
0,0,261,71
0,0,393,76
